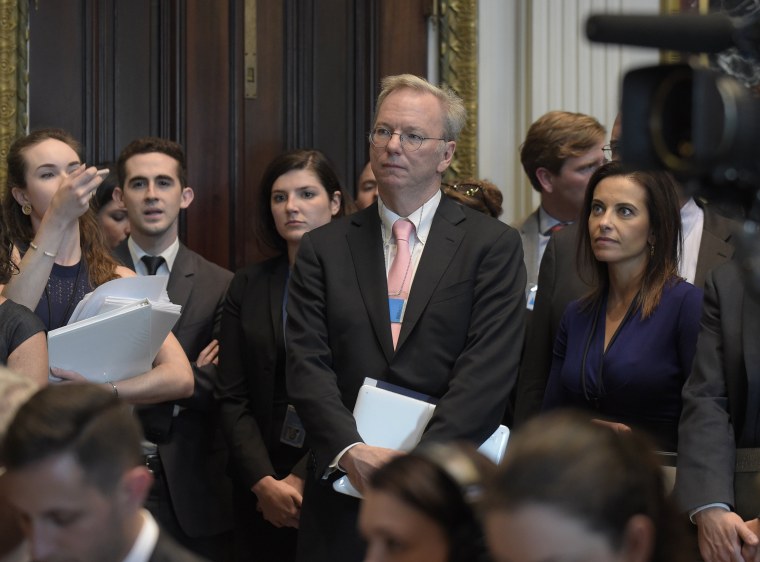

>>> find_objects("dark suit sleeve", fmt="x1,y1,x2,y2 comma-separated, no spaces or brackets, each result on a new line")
217,270,276,488
541,308,570,411
514,230,559,425
176,271,231,412
419,227,526,446
675,268,737,511
286,234,363,474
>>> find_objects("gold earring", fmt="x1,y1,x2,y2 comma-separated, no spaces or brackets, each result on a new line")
21,203,32,215
650,244,655,257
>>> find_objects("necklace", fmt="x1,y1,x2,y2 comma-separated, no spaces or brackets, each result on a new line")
44,260,83,330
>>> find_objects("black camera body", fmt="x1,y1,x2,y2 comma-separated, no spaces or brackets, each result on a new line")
622,62,760,210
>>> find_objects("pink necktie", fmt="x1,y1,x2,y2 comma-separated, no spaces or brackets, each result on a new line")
388,219,415,349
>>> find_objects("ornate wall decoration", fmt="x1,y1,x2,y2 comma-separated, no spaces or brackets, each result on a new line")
0,0,25,196
438,0,478,181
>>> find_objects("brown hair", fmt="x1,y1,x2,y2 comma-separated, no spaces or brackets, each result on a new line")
368,443,494,562
443,178,503,218
577,161,682,319
483,411,690,562
255,149,352,253
1,129,119,288
2,383,143,494
117,137,187,188
520,111,606,193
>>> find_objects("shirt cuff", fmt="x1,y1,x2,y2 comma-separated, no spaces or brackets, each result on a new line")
690,503,731,524
322,442,362,479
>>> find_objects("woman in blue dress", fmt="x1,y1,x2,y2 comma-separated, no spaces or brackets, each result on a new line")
542,161,702,452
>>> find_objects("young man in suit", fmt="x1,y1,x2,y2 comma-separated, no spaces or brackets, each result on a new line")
2,383,208,562
112,138,234,560
286,74,527,561
676,260,760,562
515,111,606,301
513,120,737,427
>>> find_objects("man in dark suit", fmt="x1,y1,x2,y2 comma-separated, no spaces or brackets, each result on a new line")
513,185,737,426
675,260,760,562
2,384,209,562
112,138,234,559
286,74,526,561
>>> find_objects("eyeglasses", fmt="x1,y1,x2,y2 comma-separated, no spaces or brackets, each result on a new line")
369,127,446,152
602,141,620,162
442,182,483,198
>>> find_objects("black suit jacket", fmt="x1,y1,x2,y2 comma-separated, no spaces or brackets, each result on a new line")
674,260,760,513
114,239,234,537
286,197,526,561
217,255,307,489
514,206,737,426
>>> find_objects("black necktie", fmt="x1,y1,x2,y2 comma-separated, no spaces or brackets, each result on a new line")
141,255,165,275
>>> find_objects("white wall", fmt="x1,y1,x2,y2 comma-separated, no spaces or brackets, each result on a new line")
477,0,660,223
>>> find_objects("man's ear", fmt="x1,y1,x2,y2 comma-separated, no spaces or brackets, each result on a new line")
118,465,154,510
619,514,655,562
535,167,554,193
10,187,29,207
436,141,456,174
180,187,195,209
113,186,123,204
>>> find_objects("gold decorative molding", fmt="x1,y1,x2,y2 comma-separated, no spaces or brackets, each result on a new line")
438,0,478,181
0,0,24,197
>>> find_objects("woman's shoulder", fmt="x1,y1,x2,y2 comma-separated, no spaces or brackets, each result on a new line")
664,277,703,301
0,297,45,333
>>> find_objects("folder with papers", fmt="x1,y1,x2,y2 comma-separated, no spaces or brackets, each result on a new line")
48,276,181,384
333,378,510,498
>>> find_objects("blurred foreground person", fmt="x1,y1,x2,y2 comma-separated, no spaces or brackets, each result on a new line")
359,443,493,562
1,383,208,562
0,367,38,562
483,411,690,562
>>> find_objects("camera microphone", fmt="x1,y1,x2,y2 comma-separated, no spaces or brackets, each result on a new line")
585,13,751,55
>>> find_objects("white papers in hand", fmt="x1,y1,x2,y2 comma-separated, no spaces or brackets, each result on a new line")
332,378,510,498
48,276,181,383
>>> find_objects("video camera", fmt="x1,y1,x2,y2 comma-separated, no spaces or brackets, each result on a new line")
586,12,760,292
586,13,760,212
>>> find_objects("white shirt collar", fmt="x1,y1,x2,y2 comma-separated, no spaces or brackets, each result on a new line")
127,237,180,275
680,197,702,240
378,189,441,247
122,509,159,562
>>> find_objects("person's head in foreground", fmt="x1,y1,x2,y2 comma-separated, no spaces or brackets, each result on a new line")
482,411,690,562
0,383,153,562
359,442,494,562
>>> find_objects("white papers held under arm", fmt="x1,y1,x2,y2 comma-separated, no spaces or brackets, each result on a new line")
48,276,181,383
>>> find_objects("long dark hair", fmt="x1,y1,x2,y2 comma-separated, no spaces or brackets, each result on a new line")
255,149,351,253
1,128,119,288
577,161,682,319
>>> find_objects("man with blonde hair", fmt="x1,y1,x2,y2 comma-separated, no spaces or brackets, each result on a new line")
287,73,525,560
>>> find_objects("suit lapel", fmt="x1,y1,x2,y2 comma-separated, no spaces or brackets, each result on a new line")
168,244,195,332
397,197,465,349
695,207,736,287
346,209,395,362
113,239,135,270
269,257,289,351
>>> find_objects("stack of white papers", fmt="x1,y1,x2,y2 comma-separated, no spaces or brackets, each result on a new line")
48,276,181,383
333,378,510,498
